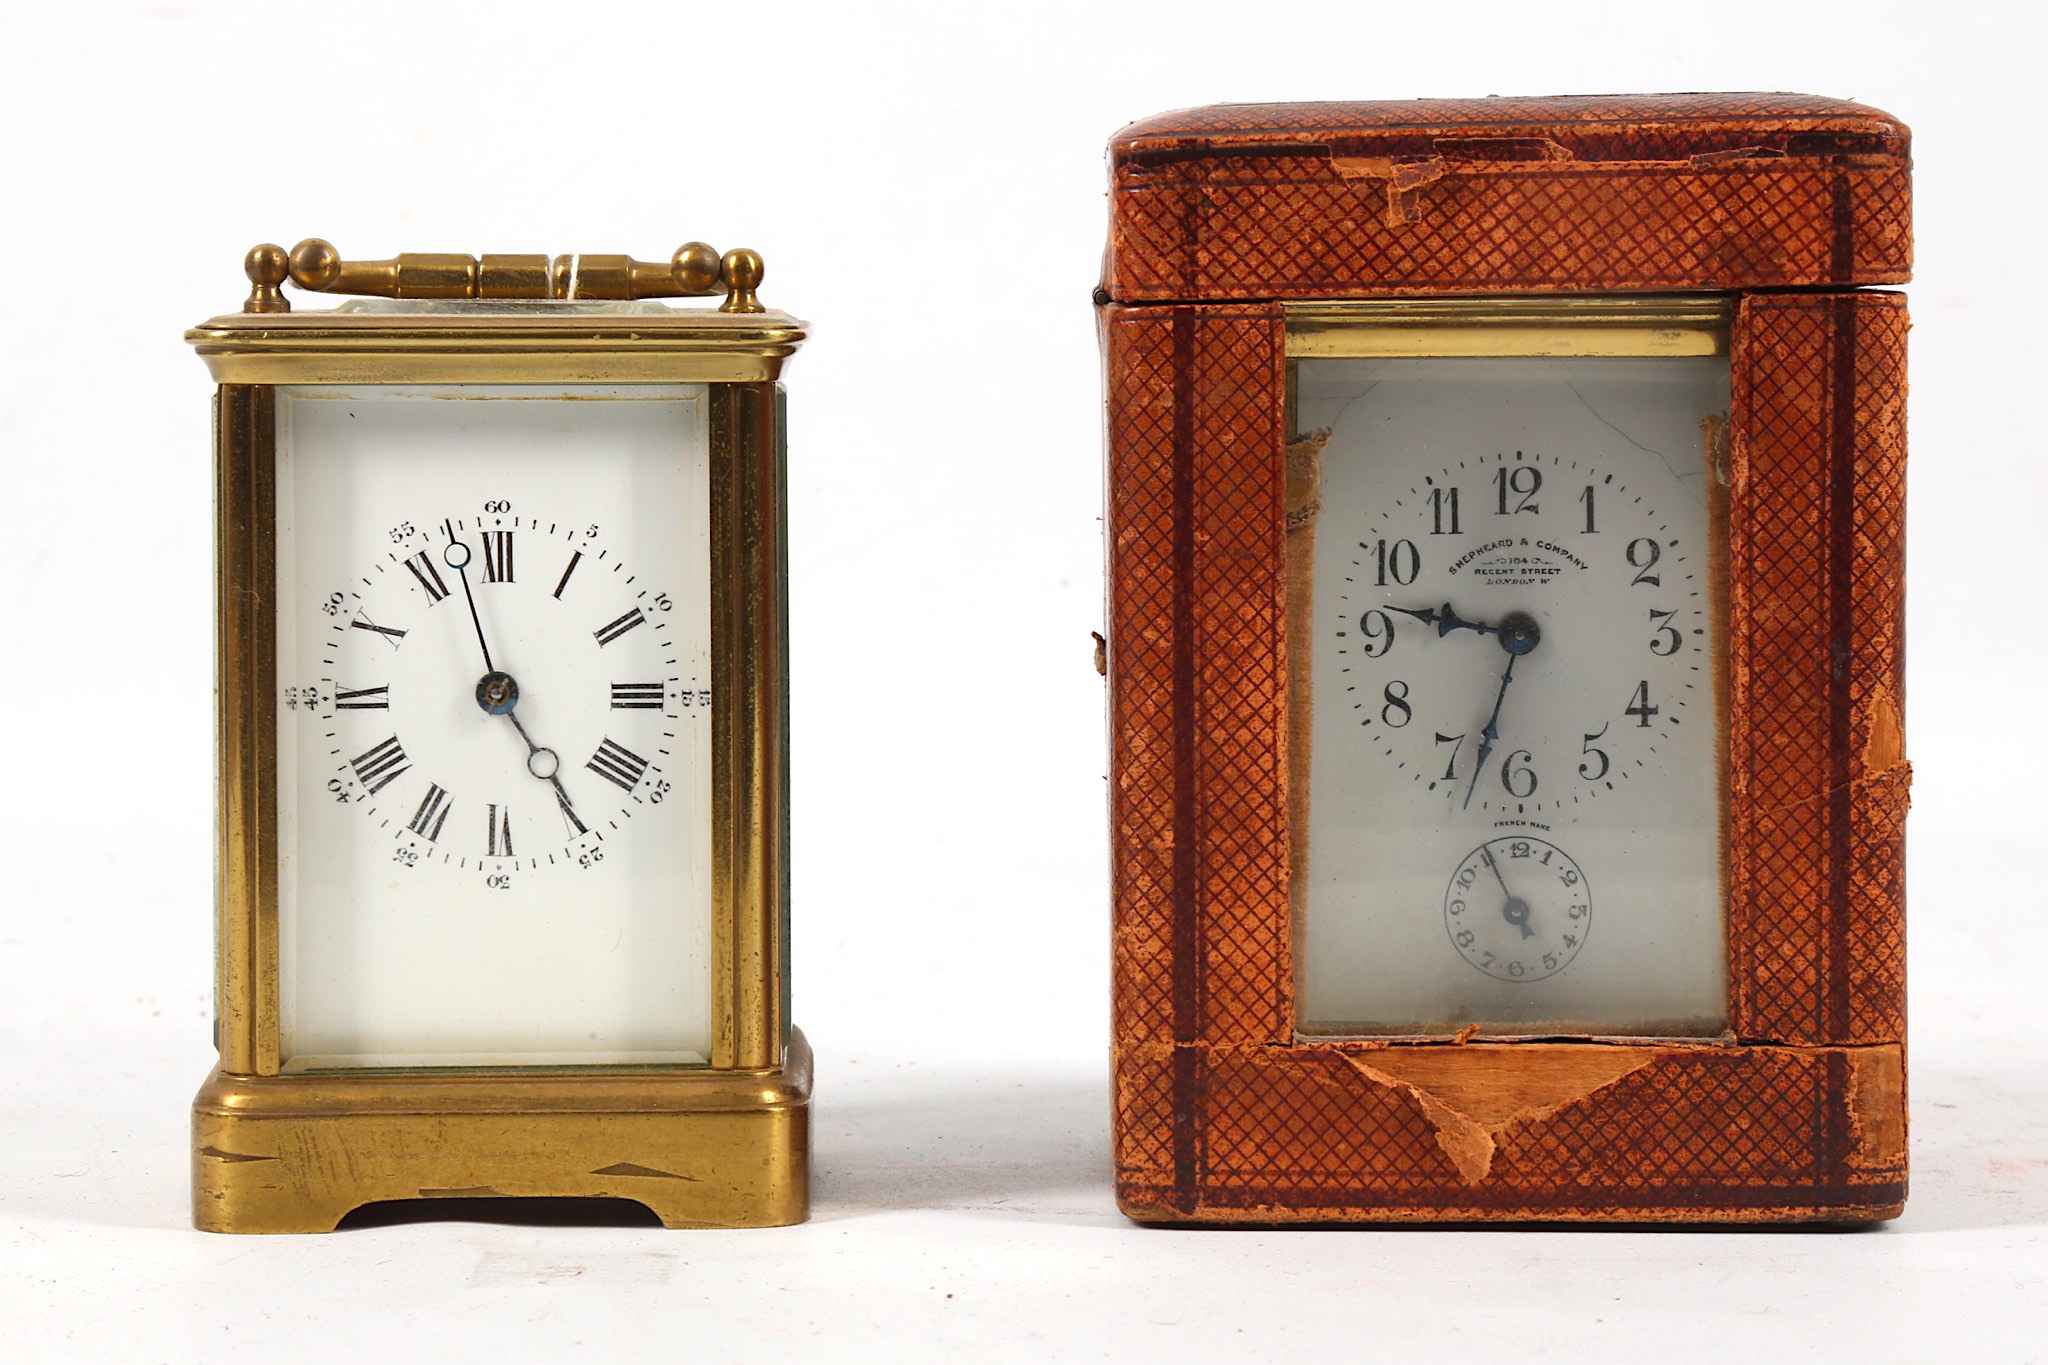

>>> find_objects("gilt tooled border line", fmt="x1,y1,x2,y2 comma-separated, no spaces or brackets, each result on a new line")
1826,290,1859,1047
1169,308,1201,1214
1818,286,1861,1191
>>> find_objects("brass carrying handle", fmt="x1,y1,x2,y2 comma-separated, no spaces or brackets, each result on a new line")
241,239,765,314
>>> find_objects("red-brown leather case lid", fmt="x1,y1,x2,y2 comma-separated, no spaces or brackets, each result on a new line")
1101,93,1911,301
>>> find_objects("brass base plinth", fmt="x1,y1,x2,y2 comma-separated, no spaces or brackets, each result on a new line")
192,1029,811,1233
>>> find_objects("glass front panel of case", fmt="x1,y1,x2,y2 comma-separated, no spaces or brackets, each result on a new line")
1295,350,1730,1037
274,384,714,1069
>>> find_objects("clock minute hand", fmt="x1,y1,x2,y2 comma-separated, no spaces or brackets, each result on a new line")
1388,603,1499,640
442,520,495,675
1460,611,1542,812
1461,651,1517,811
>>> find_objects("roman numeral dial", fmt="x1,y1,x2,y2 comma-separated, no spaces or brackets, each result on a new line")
587,738,651,792
322,514,698,878
403,551,450,603
408,784,453,842
487,803,514,857
269,381,735,1083
350,616,406,646
335,685,390,710
593,608,646,646
482,531,514,583
611,682,664,709
349,736,410,795
552,550,582,599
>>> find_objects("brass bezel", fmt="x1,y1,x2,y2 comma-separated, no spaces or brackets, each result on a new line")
1285,294,1733,359
188,305,806,385
194,303,807,1231
1282,293,1735,1040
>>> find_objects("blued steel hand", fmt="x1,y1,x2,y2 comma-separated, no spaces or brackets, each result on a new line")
1462,653,1518,810
1461,611,1541,811
1387,602,1500,640
1482,840,1534,939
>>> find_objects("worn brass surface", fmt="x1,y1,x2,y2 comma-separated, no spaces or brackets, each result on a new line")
710,385,789,1069
1286,295,1733,358
187,308,806,385
242,245,291,314
193,1030,812,1232
196,311,803,1230
215,387,283,1075
267,238,762,311
717,249,765,315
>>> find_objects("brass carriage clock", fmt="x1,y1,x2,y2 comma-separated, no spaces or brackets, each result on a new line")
188,239,807,1231
1100,95,1911,1222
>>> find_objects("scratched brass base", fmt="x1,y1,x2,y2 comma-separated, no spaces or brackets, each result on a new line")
192,1029,811,1233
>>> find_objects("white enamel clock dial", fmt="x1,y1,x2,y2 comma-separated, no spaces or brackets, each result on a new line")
1297,356,1729,1037
273,384,713,1069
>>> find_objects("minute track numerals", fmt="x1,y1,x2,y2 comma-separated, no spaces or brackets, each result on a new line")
302,510,703,884
1332,448,1705,815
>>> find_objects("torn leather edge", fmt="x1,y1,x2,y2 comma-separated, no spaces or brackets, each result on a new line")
1113,1037,1907,1192
1283,427,1329,1008
1332,1048,1653,1185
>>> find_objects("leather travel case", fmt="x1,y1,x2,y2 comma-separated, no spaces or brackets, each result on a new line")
1099,95,1911,1223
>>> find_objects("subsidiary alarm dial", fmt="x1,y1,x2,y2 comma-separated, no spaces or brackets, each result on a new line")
1444,835,1591,983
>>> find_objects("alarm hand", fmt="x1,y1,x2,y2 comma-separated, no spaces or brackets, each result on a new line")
1482,843,1535,940
1387,602,1499,640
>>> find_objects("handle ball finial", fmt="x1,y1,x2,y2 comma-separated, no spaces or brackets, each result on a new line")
242,243,291,312
719,247,764,313
672,242,721,295
289,238,344,291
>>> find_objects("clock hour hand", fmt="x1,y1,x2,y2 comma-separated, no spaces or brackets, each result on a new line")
487,679,589,836
1388,602,1499,640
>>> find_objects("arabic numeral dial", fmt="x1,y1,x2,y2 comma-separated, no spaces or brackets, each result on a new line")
1333,452,1702,811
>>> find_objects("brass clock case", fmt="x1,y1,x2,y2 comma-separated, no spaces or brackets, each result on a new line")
190,247,808,1232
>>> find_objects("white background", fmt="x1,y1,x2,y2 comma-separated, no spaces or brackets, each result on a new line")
2,1,2041,1360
